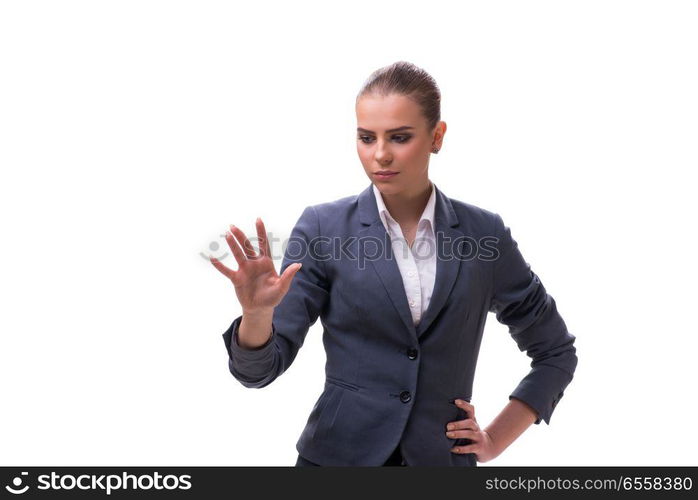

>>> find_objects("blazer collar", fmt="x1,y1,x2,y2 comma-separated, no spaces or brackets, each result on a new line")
356,182,463,340
358,182,459,228
371,181,437,236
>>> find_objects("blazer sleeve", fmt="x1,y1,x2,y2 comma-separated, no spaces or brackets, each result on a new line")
221,205,330,388
488,213,578,425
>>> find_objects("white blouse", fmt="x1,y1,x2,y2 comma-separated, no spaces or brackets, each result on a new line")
372,181,437,326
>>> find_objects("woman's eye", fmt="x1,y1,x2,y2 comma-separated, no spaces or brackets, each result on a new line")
357,135,411,144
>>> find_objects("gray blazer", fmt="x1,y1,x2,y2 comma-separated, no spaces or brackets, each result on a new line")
221,183,578,466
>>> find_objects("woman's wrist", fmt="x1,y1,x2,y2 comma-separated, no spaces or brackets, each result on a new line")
242,307,274,319
238,308,274,349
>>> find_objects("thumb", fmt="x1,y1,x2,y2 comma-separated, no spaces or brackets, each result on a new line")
279,262,302,290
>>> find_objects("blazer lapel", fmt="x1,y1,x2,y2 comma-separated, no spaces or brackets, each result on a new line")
357,183,463,341
415,189,463,339
358,185,417,338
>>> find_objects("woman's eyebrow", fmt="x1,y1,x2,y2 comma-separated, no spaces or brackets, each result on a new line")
357,126,415,134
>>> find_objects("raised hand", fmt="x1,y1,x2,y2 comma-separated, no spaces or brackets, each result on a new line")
210,217,302,314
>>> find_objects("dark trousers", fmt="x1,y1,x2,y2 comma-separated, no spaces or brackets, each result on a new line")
295,444,406,466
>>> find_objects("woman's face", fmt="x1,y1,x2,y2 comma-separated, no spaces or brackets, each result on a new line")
355,92,444,196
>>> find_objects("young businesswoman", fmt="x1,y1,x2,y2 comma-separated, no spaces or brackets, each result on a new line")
211,61,578,466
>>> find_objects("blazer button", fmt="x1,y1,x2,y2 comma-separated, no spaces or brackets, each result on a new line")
406,347,418,360
400,391,412,403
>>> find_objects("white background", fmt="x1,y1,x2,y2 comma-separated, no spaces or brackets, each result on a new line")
1,0,696,466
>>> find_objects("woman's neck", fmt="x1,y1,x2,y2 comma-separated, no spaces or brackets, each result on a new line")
380,180,433,225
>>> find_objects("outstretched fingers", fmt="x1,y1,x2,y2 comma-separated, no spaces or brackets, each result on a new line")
256,217,272,259
209,255,238,283
229,224,258,259
225,227,250,267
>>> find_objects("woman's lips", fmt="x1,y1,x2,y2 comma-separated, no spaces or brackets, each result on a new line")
374,171,399,180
